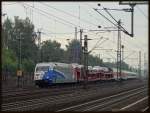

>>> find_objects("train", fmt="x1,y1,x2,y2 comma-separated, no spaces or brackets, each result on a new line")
34,62,138,87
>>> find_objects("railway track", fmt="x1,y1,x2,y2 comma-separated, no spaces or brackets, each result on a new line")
2,81,115,103
2,79,145,103
2,79,143,95
2,80,115,100
2,80,148,111
57,86,148,112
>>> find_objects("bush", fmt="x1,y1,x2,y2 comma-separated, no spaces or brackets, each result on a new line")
2,48,17,72
22,59,35,72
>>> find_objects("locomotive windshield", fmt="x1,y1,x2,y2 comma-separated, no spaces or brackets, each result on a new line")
36,66,49,72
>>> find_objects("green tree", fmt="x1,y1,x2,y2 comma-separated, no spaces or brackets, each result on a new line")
12,16,38,63
22,59,35,72
41,40,64,62
2,48,17,72
2,17,13,49
88,54,103,66
2,16,38,72
66,39,82,63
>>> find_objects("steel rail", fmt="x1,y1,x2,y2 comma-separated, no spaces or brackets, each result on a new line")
57,86,147,111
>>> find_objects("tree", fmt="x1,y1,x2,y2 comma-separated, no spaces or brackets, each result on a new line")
2,16,38,72
41,40,64,62
12,16,38,63
22,59,35,72
2,17,13,49
66,39,82,63
88,54,103,66
2,48,17,72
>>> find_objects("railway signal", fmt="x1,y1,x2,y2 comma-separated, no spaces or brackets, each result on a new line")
16,32,24,87
83,35,88,89
82,35,93,89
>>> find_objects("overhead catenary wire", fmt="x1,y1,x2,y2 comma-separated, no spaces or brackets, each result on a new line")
94,8,130,36
136,5,148,19
19,3,78,42
100,23,147,54
42,32,74,40
15,3,147,56
88,37,109,53
40,3,98,28
94,8,118,28
107,35,141,54
84,3,108,29
37,27,75,38
95,36,140,62
104,8,123,28
19,3,86,30
78,5,80,28
43,28,75,34
123,37,146,52
3,2,17,5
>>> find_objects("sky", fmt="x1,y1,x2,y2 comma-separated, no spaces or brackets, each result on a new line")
2,1,148,69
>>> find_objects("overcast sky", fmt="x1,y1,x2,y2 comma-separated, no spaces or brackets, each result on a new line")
2,1,148,69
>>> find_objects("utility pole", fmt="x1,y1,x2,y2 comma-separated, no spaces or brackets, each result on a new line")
122,45,124,71
122,45,124,62
80,29,83,64
117,19,122,81
73,27,78,63
99,54,101,65
37,30,42,62
130,4,136,37
144,53,146,77
16,32,23,88
139,51,141,80
75,27,77,40
83,35,88,89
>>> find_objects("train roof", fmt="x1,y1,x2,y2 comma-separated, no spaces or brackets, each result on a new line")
36,62,71,67
36,62,83,68
112,68,137,74
36,62,55,66
93,66,109,71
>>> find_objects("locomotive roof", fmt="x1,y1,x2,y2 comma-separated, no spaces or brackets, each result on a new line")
36,62,82,68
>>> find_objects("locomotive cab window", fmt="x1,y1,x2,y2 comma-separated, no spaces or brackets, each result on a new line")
36,66,49,72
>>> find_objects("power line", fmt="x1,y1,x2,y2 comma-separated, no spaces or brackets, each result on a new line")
40,3,98,28
43,27,78,34
78,5,80,28
136,5,148,19
43,30,75,35
20,3,82,29
123,37,146,52
3,2,17,5
19,3,79,41
108,35,143,55
84,3,108,29
95,7,131,36
94,8,118,27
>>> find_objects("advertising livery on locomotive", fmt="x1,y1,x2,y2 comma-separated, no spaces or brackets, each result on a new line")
34,62,138,87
